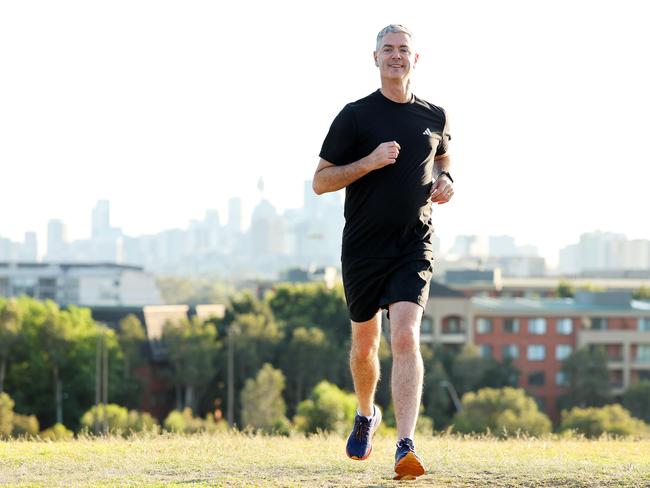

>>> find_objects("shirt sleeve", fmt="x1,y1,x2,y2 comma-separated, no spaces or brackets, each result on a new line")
435,109,451,157
319,105,358,166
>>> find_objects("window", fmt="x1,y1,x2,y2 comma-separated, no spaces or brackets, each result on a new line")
421,317,433,334
638,318,650,332
444,316,464,334
637,345,650,363
527,345,546,361
476,318,493,334
480,345,493,358
528,371,545,386
590,317,608,330
556,318,573,335
555,371,569,386
504,318,520,334
556,344,573,361
502,344,519,360
528,318,547,335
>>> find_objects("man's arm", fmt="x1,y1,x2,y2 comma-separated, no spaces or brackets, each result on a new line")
430,153,454,204
313,141,401,195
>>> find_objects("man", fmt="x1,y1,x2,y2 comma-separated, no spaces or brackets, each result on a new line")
312,24,453,480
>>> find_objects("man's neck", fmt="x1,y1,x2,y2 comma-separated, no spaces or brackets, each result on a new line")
380,79,412,103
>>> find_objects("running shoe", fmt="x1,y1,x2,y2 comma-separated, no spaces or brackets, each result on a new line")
393,437,426,480
345,405,382,460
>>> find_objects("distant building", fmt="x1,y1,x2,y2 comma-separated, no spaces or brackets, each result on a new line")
46,219,68,262
0,262,162,306
422,287,650,423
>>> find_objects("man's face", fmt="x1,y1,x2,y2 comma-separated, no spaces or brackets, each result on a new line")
374,32,418,81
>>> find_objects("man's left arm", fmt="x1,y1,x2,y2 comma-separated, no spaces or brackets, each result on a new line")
430,153,454,204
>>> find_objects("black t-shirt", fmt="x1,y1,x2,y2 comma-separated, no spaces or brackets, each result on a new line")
319,89,451,258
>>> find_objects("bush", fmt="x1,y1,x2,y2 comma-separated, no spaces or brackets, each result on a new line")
452,387,552,437
40,423,74,441
241,364,289,433
80,404,160,435
559,404,649,438
163,407,222,434
623,380,650,424
294,381,356,434
12,414,39,437
0,392,15,437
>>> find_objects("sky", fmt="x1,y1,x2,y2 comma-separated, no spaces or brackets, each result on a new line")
1,0,649,265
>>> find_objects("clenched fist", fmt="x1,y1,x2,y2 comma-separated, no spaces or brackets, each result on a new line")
364,141,401,171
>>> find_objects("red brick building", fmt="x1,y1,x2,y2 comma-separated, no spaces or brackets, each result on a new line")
423,286,650,424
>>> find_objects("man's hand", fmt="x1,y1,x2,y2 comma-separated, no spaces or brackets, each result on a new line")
430,175,454,204
364,141,401,171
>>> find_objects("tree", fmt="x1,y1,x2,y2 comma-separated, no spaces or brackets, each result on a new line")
294,381,356,434
452,387,552,437
560,404,649,438
421,345,453,429
0,298,22,393
0,392,14,437
622,380,650,423
556,280,575,298
281,327,329,411
450,344,488,394
240,364,288,432
557,346,612,410
633,286,650,301
163,317,219,413
115,314,146,409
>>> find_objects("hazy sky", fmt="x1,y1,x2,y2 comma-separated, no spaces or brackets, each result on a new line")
1,0,649,264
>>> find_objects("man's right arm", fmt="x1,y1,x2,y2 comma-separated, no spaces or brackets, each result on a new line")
312,141,400,195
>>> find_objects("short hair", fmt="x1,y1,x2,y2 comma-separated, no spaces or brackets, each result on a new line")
375,24,414,51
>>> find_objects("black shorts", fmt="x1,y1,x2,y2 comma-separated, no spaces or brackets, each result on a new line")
341,251,433,323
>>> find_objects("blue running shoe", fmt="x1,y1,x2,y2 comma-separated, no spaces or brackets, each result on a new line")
393,437,426,480
346,405,382,460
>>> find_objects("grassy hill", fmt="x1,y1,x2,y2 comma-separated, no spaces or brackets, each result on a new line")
1,432,649,487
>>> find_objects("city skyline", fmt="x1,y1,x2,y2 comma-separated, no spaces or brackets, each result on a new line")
2,1,649,266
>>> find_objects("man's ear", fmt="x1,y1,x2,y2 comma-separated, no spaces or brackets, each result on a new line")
373,52,379,67
413,52,420,68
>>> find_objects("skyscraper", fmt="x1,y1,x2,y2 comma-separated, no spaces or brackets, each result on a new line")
46,219,68,262
92,200,110,239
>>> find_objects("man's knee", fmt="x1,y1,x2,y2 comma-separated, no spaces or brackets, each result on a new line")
351,320,381,360
391,323,420,355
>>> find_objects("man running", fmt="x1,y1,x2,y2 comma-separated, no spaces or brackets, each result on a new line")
312,24,454,480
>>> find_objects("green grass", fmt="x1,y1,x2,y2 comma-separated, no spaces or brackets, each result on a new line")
1,432,649,487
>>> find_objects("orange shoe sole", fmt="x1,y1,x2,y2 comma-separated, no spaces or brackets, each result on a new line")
393,451,426,480
347,445,372,461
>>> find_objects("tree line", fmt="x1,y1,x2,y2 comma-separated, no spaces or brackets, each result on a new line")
1,286,649,437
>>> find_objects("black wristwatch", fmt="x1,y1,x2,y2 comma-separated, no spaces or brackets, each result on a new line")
438,171,454,183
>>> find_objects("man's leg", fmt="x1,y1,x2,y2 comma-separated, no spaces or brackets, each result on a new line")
388,301,424,441
350,311,382,416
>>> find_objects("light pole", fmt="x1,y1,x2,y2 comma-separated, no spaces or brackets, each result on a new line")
226,323,240,428
441,380,463,413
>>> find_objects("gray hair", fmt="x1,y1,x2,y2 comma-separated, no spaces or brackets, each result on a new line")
375,24,413,51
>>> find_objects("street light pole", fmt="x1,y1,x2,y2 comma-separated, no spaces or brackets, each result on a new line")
441,380,463,413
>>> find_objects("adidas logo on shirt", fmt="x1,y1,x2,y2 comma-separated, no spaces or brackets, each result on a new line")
422,128,433,136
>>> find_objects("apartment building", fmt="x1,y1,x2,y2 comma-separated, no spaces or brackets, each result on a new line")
423,284,650,422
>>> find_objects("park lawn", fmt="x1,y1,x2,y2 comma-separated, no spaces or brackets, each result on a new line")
1,432,649,487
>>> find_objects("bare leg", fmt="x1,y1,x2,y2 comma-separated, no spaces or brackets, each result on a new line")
389,301,424,440
350,311,382,417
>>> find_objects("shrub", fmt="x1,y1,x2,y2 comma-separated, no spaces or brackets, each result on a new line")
559,404,649,438
452,387,552,437
80,404,160,435
294,381,356,434
40,423,74,441
241,364,289,433
0,392,15,437
12,414,39,437
163,407,222,434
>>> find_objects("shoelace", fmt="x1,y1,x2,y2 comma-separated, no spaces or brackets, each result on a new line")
354,417,371,440
397,439,415,453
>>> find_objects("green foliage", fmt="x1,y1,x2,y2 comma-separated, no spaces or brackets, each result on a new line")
163,407,223,434
294,381,356,434
0,297,23,393
12,414,39,437
452,387,552,437
623,381,650,423
163,317,219,412
556,280,575,298
39,423,74,441
560,404,649,438
156,276,234,306
633,286,650,301
0,392,15,437
557,346,612,410
80,404,159,435
240,364,289,433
